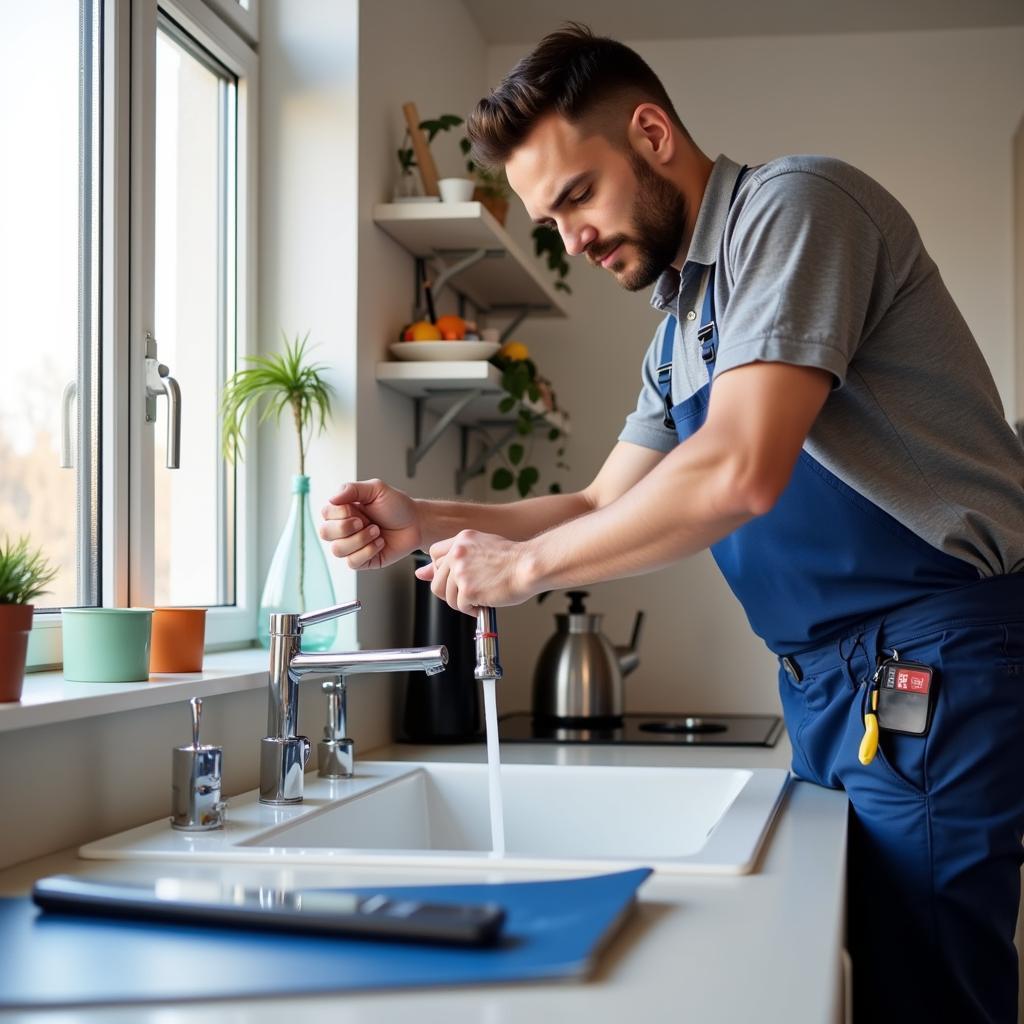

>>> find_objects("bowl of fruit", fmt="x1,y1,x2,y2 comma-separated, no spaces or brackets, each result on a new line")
389,315,500,362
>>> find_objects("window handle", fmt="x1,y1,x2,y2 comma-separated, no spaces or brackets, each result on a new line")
144,332,182,469
60,381,77,468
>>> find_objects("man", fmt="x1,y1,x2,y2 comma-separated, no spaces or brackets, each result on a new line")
320,24,1024,1023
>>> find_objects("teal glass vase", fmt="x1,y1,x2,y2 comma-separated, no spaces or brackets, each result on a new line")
258,475,338,651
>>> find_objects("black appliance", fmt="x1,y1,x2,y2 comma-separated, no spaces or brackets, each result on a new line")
398,552,481,743
497,712,782,747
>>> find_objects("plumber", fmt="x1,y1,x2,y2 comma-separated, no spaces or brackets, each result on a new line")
321,23,1024,1023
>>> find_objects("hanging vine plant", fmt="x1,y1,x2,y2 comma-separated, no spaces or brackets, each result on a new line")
531,225,572,294
488,347,569,497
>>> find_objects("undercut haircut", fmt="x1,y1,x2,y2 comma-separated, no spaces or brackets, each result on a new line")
466,22,687,170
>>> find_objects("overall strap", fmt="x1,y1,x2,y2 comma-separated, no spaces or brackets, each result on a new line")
655,164,750,420
697,164,750,379
657,314,678,428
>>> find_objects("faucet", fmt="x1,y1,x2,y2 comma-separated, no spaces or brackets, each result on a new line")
259,600,448,805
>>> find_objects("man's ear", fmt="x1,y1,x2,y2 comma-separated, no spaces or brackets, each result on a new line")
628,103,676,167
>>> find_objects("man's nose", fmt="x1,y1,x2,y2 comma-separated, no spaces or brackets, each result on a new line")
561,223,597,257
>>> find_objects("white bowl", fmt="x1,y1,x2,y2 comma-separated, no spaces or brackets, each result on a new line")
389,340,499,362
438,177,475,202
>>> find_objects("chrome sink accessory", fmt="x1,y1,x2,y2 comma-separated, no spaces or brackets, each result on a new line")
318,677,354,779
474,606,503,681
532,591,644,722
261,600,448,804
171,696,226,831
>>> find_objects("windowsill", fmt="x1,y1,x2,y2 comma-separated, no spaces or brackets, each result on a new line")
0,648,269,734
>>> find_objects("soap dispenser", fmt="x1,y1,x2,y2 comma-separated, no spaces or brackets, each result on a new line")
532,591,644,724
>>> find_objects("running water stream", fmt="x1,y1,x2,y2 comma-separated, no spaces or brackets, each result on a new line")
475,608,506,857
480,676,506,857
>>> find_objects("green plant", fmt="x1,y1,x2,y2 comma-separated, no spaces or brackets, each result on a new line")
400,114,513,197
532,225,572,294
221,331,334,476
488,354,569,497
221,332,335,601
0,536,58,605
397,134,417,174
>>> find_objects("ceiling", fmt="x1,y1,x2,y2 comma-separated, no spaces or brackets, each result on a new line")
462,0,1024,44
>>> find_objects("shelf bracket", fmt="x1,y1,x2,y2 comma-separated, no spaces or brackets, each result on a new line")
455,421,519,494
425,249,503,305
407,388,485,478
497,307,530,344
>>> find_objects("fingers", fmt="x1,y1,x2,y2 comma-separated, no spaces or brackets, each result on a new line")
414,563,434,581
348,534,386,569
320,514,368,544
321,501,360,519
428,537,454,561
323,519,381,562
327,479,382,507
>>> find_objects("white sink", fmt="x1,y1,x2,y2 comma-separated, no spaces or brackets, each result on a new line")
81,761,790,875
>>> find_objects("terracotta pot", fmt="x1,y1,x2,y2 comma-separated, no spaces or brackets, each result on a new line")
0,604,33,703
473,187,508,226
150,607,207,673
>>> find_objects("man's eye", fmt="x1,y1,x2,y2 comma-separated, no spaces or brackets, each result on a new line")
571,187,591,205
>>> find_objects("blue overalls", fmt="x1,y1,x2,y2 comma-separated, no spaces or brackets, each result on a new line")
659,169,1024,1022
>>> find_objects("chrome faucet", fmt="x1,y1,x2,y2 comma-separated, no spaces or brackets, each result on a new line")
259,600,448,805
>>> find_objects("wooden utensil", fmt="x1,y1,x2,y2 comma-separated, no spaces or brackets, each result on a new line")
402,101,440,197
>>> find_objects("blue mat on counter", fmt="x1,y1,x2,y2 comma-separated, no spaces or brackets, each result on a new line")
0,868,651,1008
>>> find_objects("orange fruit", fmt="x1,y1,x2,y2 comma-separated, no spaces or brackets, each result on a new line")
499,340,529,361
408,321,443,341
435,315,467,340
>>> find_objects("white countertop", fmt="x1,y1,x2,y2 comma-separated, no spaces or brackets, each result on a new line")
0,737,849,1024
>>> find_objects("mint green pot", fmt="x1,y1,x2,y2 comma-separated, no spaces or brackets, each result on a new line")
62,609,153,683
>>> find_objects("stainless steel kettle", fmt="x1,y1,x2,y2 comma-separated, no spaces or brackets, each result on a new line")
532,591,644,722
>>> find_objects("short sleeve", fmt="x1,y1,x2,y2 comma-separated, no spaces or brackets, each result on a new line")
715,170,897,386
618,319,679,453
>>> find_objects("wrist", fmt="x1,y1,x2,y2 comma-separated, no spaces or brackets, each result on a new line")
515,536,547,598
412,498,437,550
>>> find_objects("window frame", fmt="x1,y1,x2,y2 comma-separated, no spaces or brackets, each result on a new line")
27,0,259,669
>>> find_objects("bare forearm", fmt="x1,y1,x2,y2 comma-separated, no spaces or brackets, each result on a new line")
520,433,754,592
416,490,593,547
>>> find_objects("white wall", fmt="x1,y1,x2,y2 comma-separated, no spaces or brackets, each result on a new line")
260,0,490,743
352,0,488,736
485,25,1024,716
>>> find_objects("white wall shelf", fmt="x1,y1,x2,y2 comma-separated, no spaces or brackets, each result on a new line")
376,360,569,492
372,201,570,319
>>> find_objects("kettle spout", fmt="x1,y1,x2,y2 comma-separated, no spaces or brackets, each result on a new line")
614,610,645,679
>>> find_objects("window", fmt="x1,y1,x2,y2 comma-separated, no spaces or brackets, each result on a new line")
0,0,102,615
2,0,258,669
153,16,238,608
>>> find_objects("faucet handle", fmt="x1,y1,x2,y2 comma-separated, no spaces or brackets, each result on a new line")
269,600,362,637
299,600,362,629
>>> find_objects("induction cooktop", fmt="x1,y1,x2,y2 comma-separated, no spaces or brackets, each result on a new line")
497,712,783,747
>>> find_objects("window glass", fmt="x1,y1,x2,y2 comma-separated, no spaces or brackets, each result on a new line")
153,20,237,607
0,0,101,610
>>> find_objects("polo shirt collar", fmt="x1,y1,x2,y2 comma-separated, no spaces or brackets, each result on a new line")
650,154,743,313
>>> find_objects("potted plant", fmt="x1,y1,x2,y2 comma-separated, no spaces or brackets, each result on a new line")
0,536,57,702
221,332,338,651
487,342,570,497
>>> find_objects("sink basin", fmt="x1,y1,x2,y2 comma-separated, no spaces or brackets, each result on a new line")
80,761,790,875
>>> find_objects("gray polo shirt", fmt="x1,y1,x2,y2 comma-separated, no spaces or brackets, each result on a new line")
619,154,1024,577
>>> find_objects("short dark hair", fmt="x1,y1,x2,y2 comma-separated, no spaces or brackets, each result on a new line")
466,22,687,169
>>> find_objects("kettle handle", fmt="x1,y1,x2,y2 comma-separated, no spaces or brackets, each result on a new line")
616,610,645,680
629,610,645,651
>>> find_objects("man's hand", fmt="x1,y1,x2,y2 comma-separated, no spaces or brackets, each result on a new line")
320,479,422,570
414,530,537,615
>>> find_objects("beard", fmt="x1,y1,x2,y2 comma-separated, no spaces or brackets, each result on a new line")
596,152,686,292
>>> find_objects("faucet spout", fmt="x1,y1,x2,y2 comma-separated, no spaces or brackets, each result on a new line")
291,645,448,678
259,597,450,804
